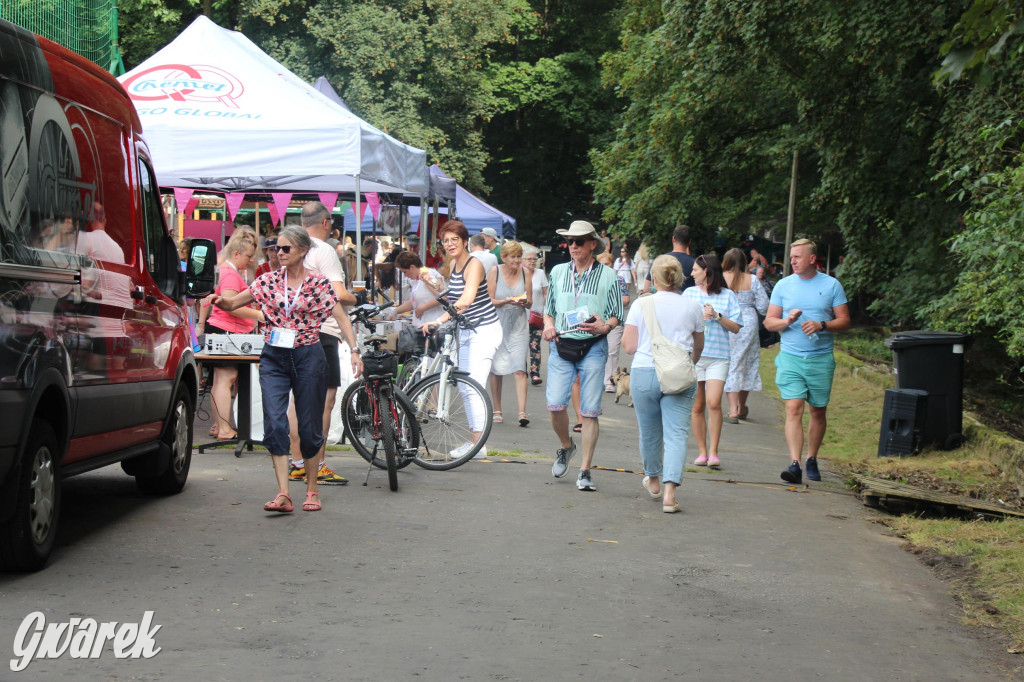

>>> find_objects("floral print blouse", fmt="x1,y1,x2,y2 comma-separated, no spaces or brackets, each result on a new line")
249,268,338,347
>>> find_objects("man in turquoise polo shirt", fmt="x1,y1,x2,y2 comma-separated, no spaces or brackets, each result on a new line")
763,239,850,484
543,220,623,492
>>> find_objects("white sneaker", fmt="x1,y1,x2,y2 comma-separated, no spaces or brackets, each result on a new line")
473,446,488,460
449,442,473,459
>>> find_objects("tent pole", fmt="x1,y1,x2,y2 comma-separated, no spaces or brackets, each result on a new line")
432,195,439,263
354,177,362,285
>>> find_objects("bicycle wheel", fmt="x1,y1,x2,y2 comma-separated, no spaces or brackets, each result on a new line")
379,388,399,491
406,370,493,470
396,355,423,393
340,380,419,470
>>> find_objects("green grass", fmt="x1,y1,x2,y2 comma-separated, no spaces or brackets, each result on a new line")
759,343,1024,648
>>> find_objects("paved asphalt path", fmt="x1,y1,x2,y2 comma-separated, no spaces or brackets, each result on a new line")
1,350,1021,680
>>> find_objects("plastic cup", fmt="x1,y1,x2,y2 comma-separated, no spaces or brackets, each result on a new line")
352,280,366,292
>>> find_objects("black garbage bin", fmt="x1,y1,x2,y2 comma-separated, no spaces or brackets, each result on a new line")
884,331,972,450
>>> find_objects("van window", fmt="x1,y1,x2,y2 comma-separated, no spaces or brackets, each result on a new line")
137,158,170,291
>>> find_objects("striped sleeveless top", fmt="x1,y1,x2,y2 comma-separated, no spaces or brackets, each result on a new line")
448,257,498,326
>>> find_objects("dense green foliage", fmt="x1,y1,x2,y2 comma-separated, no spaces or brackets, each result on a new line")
110,0,1024,366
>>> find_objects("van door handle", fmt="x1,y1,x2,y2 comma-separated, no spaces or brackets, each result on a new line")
130,289,144,300
145,295,158,305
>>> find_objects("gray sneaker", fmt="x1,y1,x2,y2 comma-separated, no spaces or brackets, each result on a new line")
552,438,576,478
576,469,596,491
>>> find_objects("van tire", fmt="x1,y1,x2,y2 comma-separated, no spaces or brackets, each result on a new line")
136,385,192,495
0,420,61,572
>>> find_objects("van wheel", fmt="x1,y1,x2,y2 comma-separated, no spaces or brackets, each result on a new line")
136,385,193,495
0,421,61,572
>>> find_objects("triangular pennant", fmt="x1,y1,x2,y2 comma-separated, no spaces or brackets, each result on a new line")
366,192,381,220
184,197,201,216
318,193,339,211
266,202,281,227
224,193,246,220
173,187,194,214
355,199,368,226
270,193,293,226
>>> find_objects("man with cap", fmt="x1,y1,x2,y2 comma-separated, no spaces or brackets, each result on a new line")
481,227,503,264
543,220,624,491
255,236,279,278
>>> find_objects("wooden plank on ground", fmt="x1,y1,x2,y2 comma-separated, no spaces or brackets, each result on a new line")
855,475,1024,519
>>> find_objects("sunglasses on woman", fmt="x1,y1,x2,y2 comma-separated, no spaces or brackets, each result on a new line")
274,245,293,254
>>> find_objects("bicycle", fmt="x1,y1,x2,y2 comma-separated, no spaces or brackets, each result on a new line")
340,301,420,491
403,291,494,468
395,319,457,393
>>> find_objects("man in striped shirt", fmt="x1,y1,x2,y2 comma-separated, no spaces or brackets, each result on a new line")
543,220,624,491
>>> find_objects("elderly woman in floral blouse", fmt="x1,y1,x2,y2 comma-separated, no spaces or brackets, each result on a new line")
213,226,361,514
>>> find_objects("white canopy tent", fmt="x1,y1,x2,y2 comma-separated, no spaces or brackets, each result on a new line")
118,16,428,275
119,16,427,196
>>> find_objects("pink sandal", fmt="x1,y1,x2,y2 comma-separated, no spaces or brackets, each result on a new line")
302,491,322,512
264,493,293,513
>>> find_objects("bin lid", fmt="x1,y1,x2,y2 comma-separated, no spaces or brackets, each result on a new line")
884,330,973,350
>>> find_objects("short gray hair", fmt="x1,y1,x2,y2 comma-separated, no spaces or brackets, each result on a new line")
277,225,312,254
300,201,330,228
469,234,488,248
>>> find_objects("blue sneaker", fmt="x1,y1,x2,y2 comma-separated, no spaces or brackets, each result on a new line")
781,461,802,484
805,457,821,481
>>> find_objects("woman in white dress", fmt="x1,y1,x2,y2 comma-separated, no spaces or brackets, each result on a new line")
633,243,652,295
487,241,533,426
523,245,549,386
722,248,769,422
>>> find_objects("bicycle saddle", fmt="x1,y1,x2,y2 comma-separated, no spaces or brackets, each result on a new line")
364,334,389,345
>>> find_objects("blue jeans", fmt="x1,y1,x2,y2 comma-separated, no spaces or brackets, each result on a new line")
546,337,608,417
631,367,696,485
259,343,327,458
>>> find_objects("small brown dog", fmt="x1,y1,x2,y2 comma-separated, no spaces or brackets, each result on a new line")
611,368,632,407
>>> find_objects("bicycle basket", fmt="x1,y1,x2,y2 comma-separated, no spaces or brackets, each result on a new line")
363,351,397,378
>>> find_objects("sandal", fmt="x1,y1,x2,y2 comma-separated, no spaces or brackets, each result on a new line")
215,430,238,441
740,406,749,420
492,411,503,423
519,412,530,427
302,491,322,512
531,375,543,386
264,493,293,513
572,423,582,433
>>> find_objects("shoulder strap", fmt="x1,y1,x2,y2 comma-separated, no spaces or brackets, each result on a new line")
639,296,663,339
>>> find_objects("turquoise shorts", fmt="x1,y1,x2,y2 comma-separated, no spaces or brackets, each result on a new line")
774,351,836,407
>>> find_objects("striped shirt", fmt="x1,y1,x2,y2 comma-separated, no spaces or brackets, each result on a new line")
545,259,624,340
681,286,742,359
448,257,498,326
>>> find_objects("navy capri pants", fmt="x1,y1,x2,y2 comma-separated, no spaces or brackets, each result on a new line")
259,343,328,459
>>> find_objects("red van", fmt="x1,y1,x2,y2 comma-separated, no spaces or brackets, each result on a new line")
0,20,216,571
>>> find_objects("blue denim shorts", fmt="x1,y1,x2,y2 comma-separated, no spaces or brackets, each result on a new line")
546,337,608,417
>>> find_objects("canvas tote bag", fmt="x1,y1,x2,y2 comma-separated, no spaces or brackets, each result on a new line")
638,297,697,394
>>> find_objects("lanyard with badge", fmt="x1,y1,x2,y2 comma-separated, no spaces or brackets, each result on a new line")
563,260,594,331
268,269,303,348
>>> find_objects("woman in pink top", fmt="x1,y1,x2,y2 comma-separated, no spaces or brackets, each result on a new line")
206,230,262,440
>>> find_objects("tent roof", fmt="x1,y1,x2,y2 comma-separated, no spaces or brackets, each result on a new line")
119,16,427,195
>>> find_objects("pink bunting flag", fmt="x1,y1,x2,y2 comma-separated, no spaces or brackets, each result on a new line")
366,192,381,220
172,187,194,214
266,202,281,227
224,193,246,220
184,196,201,216
270,193,293,226
355,198,369,226
318,193,338,211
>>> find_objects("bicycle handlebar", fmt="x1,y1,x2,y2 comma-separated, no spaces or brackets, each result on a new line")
430,290,476,331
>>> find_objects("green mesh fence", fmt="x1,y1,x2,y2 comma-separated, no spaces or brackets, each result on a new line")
0,0,125,75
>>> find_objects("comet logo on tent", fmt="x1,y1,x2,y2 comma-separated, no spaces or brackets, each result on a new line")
122,65,244,108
